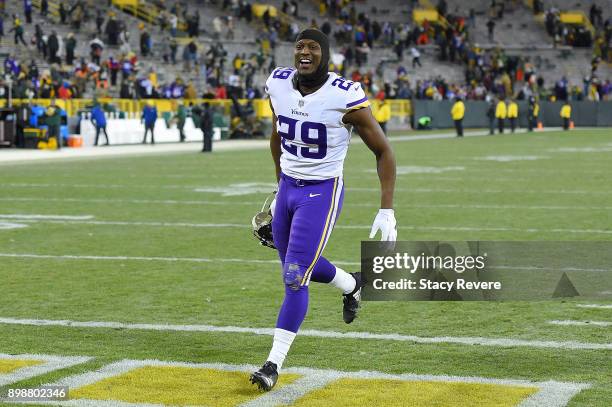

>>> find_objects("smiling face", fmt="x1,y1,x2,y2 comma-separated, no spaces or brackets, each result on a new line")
294,39,322,76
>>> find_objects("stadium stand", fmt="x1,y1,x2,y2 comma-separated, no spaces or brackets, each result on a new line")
1,0,610,110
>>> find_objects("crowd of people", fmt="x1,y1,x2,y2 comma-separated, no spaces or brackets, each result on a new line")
0,0,610,105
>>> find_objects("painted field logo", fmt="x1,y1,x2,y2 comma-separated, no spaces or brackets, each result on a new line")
36,359,589,407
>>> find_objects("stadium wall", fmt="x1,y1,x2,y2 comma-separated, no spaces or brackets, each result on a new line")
413,101,612,128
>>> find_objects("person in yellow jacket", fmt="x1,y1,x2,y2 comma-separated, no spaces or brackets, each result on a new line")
507,99,519,133
374,94,391,134
451,96,465,137
560,101,572,130
495,98,507,134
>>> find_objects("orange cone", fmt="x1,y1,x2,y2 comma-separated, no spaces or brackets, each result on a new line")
537,121,543,130
569,121,575,129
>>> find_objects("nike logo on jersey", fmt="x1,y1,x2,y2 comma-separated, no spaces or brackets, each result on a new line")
309,193,322,198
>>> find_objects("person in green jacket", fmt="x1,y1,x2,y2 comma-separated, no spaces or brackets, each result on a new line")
175,101,187,142
45,100,63,149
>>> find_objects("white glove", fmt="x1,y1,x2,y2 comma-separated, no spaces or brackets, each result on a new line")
369,209,397,241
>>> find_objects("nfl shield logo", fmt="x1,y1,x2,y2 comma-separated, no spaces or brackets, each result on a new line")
298,100,305,108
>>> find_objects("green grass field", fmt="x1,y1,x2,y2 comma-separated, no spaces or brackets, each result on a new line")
0,129,611,406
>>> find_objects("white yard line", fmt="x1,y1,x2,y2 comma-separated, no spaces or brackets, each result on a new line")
0,353,92,387
7,218,612,235
3,253,607,274
0,130,513,166
0,317,609,351
0,214,94,220
0,253,360,267
576,304,612,309
548,320,612,327
4,183,612,196
2,196,612,211
33,358,588,407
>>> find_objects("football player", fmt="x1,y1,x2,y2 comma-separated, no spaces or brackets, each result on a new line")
250,29,397,391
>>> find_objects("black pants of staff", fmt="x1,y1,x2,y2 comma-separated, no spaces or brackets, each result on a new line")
202,131,213,152
489,118,495,134
497,118,505,134
47,125,61,150
563,118,570,130
178,125,185,142
95,125,110,146
15,32,27,46
509,118,516,133
378,121,387,135
454,119,463,137
528,116,535,132
143,124,155,144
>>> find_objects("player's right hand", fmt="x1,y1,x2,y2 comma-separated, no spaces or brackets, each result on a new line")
369,209,397,241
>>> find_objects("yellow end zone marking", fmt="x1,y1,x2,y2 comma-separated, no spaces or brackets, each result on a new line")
0,353,91,387
0,359,43,374
42,359,590,407
71,365,300,406
291,378,537,407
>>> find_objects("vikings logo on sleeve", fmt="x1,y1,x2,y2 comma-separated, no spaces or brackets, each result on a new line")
266,69,370,180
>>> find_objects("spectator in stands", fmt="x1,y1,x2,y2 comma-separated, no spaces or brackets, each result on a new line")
142,101,157,144
90,37,104,66
507,98,518,133
487,19,495,42
105,14,120,46
41,0,48,17
47,31,60,64
560,101,571,130
451,96,465,137
140,27,152,57
24,0,32,24
96,10,105,36
65,33,76,65
411,47,421,68
10,15,27,46
34,24,45,57
495,97,507,134
59,3,67,24
91,102,110,146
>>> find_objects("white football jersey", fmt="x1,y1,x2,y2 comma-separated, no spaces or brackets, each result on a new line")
265,68,370,180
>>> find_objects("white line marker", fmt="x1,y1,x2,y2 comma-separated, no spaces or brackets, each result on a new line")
548,320,612,327
4,183,612,195
0,353,92,387
0,214,94,220
576,304,612,309
9,218,612,235
0,222,28,230
0,317,609,350
3,196,612,211
34,359,589,407
0,253,360,267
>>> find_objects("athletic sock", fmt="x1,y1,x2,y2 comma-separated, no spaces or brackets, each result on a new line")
267,328,296,370
330,266,356,294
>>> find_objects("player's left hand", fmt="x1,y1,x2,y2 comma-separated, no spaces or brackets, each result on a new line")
369,209,397,242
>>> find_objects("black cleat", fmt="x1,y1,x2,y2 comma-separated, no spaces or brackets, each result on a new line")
343,272,362,324
250,361,278,391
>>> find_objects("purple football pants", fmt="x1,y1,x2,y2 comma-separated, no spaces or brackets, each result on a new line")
272,172,344,333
